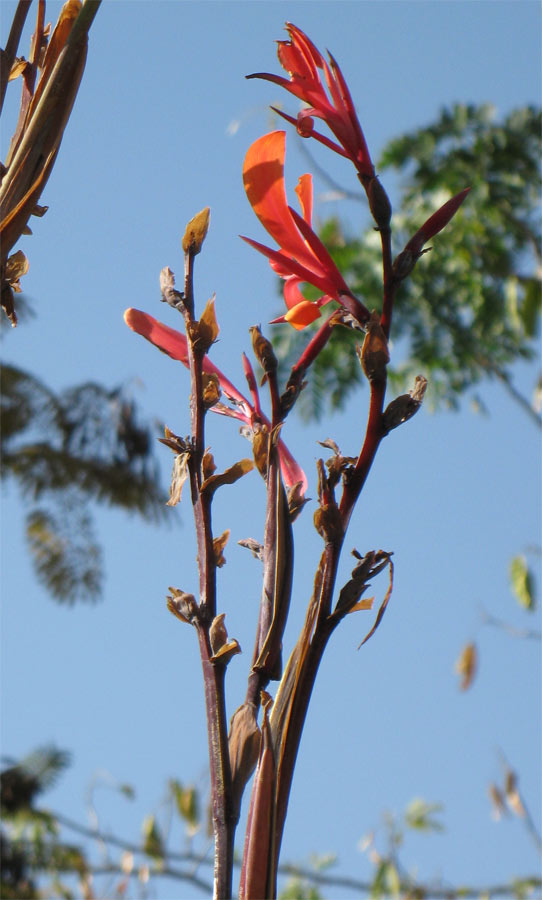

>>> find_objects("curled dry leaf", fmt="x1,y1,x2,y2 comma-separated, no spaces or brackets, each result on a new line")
4,250,29,291
504,768,526,818
209,614,241,665
488,783,507,821
213,529,231,567
201,459,254,497
455,641,477,690
358,553,394,647
228,703,261,818
167,452,190,506
167,588,198,624
202,372,221,408
383,375,428,434
238,538,264,560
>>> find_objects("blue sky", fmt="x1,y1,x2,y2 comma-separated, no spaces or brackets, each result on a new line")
1,2,541,897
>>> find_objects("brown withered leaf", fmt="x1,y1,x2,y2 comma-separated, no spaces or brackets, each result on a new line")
252,425,270,479
31,204,48,217
197,294,219,351
209,614,241,664
455,641,477,691
504,769,526,818
160,426,190,454
4,250,29,292
349,596,374,614
167,452,190,506
358,554,394,647
488,783,507,821
201,450,216,481
209,613,228,655
238,538,263,560
182,206,210,255
287,481,309,522
229,703,261,819
166,587,197,624
202,372,220,407
201,458,254,496
9,58,30,81
213,529,230,567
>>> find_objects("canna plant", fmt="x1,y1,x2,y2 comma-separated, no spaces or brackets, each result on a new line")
125,24,469,900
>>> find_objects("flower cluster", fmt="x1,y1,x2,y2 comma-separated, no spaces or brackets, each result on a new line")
241,130,369,331
247,23,375,180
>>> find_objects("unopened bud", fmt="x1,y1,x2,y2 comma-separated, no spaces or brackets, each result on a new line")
357,310,390,382
182,207,210,255
249,325,277,377
366,176,392,230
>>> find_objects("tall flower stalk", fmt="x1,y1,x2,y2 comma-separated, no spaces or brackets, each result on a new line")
125,24,468,899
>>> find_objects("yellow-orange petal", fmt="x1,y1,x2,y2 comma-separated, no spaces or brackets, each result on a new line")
243,132,316,270
295,173,312,225
284,299,321,330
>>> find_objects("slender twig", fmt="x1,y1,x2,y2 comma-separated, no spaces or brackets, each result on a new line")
178,247,235,899
0,0,32,114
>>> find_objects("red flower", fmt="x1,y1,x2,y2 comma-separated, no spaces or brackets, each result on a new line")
242,131,369,329
124,308,307,493
247,23,374,180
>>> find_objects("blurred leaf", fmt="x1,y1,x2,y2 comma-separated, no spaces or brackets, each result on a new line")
455,641,477,691
1,364,166,602
141,815,164,860
509,555,536,611
169,779,200,830
404,798,445,832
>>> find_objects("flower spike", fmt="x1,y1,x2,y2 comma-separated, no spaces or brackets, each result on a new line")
247,23,374,180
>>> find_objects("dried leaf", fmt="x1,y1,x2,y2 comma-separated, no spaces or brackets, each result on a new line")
166,587,197,624
202,372,220,407
182,206,210,255
229,703,261,819
488,783,507,821
358,555,394,647
348,596,374,614
9,58,30,81
201,450,216,481
455,641,477,690
287,481,309,522
213,529,230,567
504,769,526,817
198,294,219,351
201,458,254,496
167,452,190,506
5,250,29,291
252,425,270,479
238,538,263,560
209,613,228,655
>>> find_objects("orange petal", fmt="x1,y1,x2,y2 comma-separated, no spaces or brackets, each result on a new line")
284,300,321,330
243,132,315,270
295,174,312,225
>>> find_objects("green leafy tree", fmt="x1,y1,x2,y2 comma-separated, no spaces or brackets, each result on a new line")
274,104,541,424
